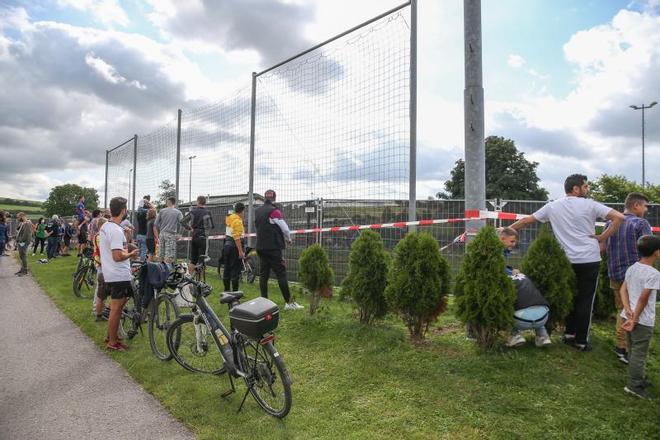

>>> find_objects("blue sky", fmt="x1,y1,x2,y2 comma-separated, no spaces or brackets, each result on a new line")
0,0,658,202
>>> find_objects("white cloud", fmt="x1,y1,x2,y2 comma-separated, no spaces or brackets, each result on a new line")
508,54,525,69
57,0,130,27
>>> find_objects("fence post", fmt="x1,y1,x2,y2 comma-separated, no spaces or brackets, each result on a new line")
408,0,417,228
247,72,257,247
132,134,138,224
104,150,109,208
175,109,182,204
463,0,486,240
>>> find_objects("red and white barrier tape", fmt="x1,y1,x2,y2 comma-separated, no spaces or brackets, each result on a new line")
176,209,659,241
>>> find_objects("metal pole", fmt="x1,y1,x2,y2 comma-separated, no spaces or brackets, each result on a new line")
104,150,109,208
463,0,486,240
175,109,182,203
642,106,645,188
188,156,196,204
247,72,257,247
132,134,138,224
408,0,417,227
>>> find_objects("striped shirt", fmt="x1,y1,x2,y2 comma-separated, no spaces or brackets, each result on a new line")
606,214,652,282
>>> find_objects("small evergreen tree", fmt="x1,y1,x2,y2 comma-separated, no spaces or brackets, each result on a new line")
593,256,616,320
341,230,389,324
385,232,451,340
455,226,516,348
520,226,575,331
298,244,334,315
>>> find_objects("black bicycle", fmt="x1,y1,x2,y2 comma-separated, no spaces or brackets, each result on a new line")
118,261,145,340
73,247,97,298
166,276,292,418
241,247,257,284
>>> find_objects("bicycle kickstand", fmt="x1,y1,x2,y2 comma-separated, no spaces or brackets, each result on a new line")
237,386,251,414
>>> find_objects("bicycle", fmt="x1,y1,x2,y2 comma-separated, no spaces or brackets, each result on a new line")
73,247,97,298
241,247,257,284
117,261,145,340
147,263,185,360
166,276,292,418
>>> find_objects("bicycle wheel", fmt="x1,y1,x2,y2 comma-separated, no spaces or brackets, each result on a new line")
166,314,224,374
119,295,140,340
236,337,292,418
149,293,180,361
246,259,256,284
73,264,95,298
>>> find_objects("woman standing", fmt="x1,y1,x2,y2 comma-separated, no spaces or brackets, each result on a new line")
32,218,47,255
15,212,33,276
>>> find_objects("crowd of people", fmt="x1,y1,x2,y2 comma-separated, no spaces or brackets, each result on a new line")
2,178,658,399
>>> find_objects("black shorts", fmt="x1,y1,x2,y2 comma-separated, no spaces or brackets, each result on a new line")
78,233,87,245
106,281,132,300
146,238,155,255
97,272,108,300
190,237,207,265
63,236,71,246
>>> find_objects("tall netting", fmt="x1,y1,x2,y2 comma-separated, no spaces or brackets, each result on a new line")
253,7,411,283
106,138,134,207
135,119,178,209
179,86,252,206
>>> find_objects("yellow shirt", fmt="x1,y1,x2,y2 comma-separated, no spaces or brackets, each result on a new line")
225,213,244,242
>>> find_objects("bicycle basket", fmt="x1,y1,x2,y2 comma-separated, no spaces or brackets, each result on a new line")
229,297,279,340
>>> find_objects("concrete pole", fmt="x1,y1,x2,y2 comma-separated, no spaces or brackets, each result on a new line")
463,0,486,238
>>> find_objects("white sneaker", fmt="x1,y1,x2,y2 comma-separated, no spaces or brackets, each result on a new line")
506,334,526,347
284,302,304,311
535,335,552,347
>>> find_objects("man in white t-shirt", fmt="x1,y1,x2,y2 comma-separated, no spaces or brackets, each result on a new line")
511,174,624,350
100,197,139,351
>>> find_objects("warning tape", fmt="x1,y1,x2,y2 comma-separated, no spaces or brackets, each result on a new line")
176,209,659,241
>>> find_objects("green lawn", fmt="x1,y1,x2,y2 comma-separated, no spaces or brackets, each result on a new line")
25,254,659,440
0,203,45,219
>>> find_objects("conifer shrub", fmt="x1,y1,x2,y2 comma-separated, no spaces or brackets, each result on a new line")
455,226,516,348
593,255,616,320
298,244,334,315
520,225,575,331
341,230,389,324
385,232,451,340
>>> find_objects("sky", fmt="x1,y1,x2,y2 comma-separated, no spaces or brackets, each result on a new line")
0,0,659,203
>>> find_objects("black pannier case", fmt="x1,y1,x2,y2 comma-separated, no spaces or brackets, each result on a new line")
229,297,280,339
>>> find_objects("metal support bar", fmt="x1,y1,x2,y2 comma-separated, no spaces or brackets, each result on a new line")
104,150,109,208
408,0,417,227
175,109,182,203
132,134,138,224
247,72,257,247
463,0,486,239
256,1,411,77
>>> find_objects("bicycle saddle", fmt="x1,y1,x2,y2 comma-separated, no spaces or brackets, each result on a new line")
219,291,245,304
200,254,211,263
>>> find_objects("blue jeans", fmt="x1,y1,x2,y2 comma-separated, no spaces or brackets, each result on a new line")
136,234,147,260
513,305,549,338
47,237,59,259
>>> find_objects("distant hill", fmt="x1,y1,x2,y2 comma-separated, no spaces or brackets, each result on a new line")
0,197,45,219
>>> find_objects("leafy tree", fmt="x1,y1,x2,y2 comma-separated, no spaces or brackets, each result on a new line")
385,232,451,340
520,226,575,331
589,174,659,203
341,230,389,324
43,184,99,217
157,179,177,207
438,136,548,200
455,226,516,348
298,244,334,315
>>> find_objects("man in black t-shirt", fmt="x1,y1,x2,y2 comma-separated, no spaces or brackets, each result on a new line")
181,195,214,274
45,215,60,260
136,195,152,261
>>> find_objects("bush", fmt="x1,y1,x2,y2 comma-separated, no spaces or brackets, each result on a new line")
298,244,334,315
455,226,516,348
520,226,575,331
593,255,616,320
385,232,451,340
341,230,389,324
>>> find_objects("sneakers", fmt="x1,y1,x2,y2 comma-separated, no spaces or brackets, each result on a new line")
561,334,591,351
506,334,526,347
535,335,552,347
614,347,629,365
624,386,651,400
106,341,128,351
284,302,304,311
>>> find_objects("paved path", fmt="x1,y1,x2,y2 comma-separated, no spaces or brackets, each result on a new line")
0,255,195,440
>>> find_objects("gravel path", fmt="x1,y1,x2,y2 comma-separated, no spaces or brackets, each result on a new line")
0,255,195,440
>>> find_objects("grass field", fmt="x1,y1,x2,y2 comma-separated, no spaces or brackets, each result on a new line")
23,253,659,440
0,203,45,219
